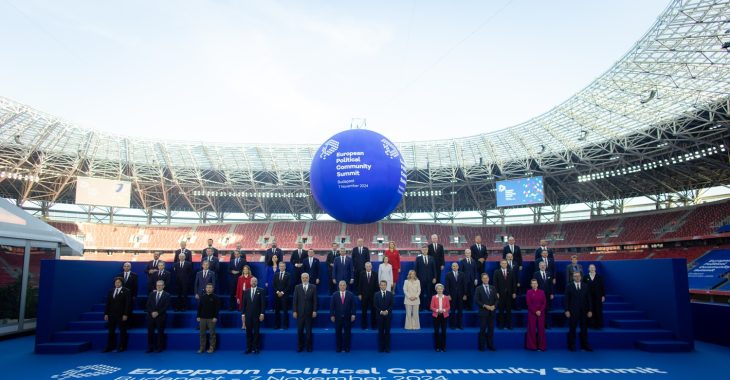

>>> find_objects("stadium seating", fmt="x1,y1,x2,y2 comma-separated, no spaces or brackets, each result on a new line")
662,201,730,239
307,221,341,249
268,221,305,249
344,223,378,246
381,222,416,249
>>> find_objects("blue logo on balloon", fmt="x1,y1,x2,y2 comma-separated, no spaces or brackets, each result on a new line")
310,129,407,224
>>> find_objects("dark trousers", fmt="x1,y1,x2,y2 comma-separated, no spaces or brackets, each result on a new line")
361,296,376,329
106,315,128,350
228,275,240,309
464,285,475,310
433,314,447,350
419,281,432,310
478,311,495,350
591,296,603,328
245,317,261,351
512,272,522,310
297,316,313,351
273,295,289,329
545,295,553,328
449,296,463,329
496,292,512,328
175,278,189,310
146,315,166,351
567,314,590,349
334,316,352,351
377,314,391,352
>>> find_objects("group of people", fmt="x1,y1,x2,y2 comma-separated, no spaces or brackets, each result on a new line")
102,235,605,354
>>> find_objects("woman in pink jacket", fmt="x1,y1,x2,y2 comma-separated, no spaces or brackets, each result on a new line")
526,278,547,351
430,283,451,352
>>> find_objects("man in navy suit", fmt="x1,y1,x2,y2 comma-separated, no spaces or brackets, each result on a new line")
242,277,266,354
145,279,171,353
174,241,192,264
374,280,393,353
533,261,555,328
358,262,379,329
565,255,584,284
194,260,217,300
118,262,138,310
173,253,192,311
326,242,339,293
154,261,171,289
264,243,283,267
330,280,356,352
565,272,593,351
302,249,320,286
493,259,517,329
470,235,488,264
293,273,317,352
273,261,291,330
475,273,497,351
228,250,246,310
103,277,131,353
428,234,445,272
332,247,354,289
445,262,465,329
146,252,162,293
352,238,370,292
290,242,307,285
505,252,522,310
534,239,555,261
459,249,480,310
415,245,437,310
201,238,219,261
535,249,556,282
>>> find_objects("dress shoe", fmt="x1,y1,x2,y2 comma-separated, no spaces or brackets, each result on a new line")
385,349,390,353
254,349,260,354
306,348,313,352
582,346,593,352
207,348,215,353
245,349,252,354
435,348,441,352
441,348,447,352
479,347,485,352
344,349,350,353
488,346,496,351
117,347,125,352
336,349,342,353
297,348,303,353
568,346,577,352
102,348,112,353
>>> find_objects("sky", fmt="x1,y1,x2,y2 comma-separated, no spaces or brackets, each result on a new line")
0,0,670,145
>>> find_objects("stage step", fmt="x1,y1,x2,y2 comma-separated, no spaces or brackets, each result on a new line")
636,340,693,352
610,319,659,329
35,341,91,354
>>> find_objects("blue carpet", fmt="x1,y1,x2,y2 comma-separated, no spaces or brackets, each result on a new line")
6,335,730,380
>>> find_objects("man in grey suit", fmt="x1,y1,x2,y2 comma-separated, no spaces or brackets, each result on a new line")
475,273,497,351
293,273,317,352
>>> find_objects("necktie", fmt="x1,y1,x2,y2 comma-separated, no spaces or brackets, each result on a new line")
204,270,207,278
542,271,546,281
360,247,362,254
577,283,581,291
433,244,436,252
252,289,255,301
124,272,128,282
454,272,458,280
484,285,489,296
478,245,481,252
160,270,163,276
114,288,118,298
503,269,507,278
153,260,157,268
368,272,370,282
156,291,161,304
280,272,284,281
309,258,312,266
509,261,512,268
180,262,183,269
342,257,344,265
381,291,385,299
235,258,239,267
341,292,345,304
298,249,302,257
425,256,428,265
304,285,308,293
467,258,471,265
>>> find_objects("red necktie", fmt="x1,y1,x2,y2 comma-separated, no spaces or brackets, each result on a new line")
341,292,345,304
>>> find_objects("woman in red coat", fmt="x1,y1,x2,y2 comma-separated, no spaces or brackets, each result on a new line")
384,241,401,290
235,265,253,312
430,283,451,352
526,278,547,351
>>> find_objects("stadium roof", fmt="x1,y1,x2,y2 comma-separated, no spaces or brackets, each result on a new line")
0,0,729,217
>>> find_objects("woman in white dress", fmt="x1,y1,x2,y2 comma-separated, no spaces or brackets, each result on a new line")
403,269,421,330
378,255,394,291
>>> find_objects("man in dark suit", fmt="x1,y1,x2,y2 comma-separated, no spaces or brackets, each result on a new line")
534,239,555,261
585,264,605,329
566,255,584,284
202,239,219,262
290,242,307,285
273,261,291,329
146,252,162,293
154,261,171,289
505,252,522,310
302,249,320,286
565,272,593,351
533,261,555,329
145,279,171,353
194,260,216,300
352,238,370,292
118,262,138,311
503,237,523,306
228,250,246,310
174,241,193,264
493,259,517,329
173,253,192,311
535,250,556,281
470,235,488,264
103,277,131,352
459,249,480,311
264,242,283,267
242,277,266,354
415,245,437,310
374,280,393,353
357,261,378,329
475,273,497,351
445,262,465,329
203,252,220,274
332,247,354,289
326,242,339,293
428,234,445,273
330,280,356,352
293,273,317,352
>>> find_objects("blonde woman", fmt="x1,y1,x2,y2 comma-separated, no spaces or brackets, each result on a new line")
403,270,421,330
378,255,394,291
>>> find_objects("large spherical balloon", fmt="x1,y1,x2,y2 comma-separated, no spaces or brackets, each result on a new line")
310,129,407,224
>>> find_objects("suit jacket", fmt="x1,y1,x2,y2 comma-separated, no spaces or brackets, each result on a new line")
241,286,266,322
264,248,283,267
146,259,162,277
534,246,555,261
326,250,338,271
564,281,592,315
475,284,497,315
470,243,488,262
105,287,131,317
532,270,554,296
194,270,217,296
493,267,517,295
459,257,480,289
445,271,465,298
566,263,584,283
154,269,171,289
534,256,556,276
145,290,171,318
330,290,356,319
173,248,193,263
415,255,437,285
229,254,247,276
302,257,320,284
352,246,370,274
293,283,317,316
273,271,291,294
584,273,605,299
430,294,451,318
118,271,138,297
290,249,307,268
358,270,379,299
374,290,393,318
173,260,193,282
333,256,354,284
428,243,445,270
502,244,523,268
201,246,219,262
203,256,220,273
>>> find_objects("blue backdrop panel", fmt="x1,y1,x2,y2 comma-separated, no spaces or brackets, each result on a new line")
692,302,730,347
